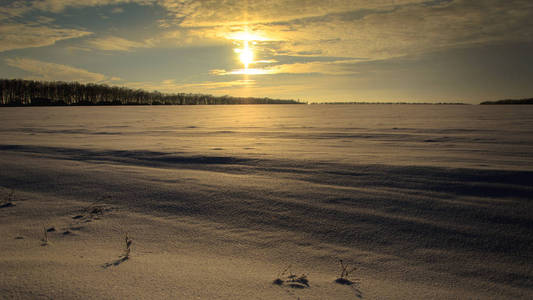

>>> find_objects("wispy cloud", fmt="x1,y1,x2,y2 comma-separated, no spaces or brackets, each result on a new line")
0,1,32,21
177,79,255,90
5,58,108,83
210,69,271,75
160,0,427,27
125,78,256,93
4,0,532,61
177,0,533,61
87,36,149,51
111,7,124,14
263,0,533,59
31,0,155,13
0,23,92,52
211,59,365,76
267,60,364,75
35,16,55,24
140,78,305,99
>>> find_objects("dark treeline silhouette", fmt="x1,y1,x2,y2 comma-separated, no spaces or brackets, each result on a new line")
480,98,533,105
0,79,303,106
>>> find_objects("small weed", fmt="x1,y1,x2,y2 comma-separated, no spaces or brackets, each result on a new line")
123,233,132,258
41,226,49,246
103,233,132,268
273,265,309,288
335,259,357,285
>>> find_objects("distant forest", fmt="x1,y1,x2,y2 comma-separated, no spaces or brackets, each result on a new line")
0,79,303,106
480,98,533,105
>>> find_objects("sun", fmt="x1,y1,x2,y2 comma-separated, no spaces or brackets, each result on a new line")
239,41,254,69
228,29,270,73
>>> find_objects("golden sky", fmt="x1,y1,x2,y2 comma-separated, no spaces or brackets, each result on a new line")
1,0,533,102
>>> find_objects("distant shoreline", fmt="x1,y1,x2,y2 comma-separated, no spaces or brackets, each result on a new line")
310,102,469,105
2,78,531,106
480,98,533,105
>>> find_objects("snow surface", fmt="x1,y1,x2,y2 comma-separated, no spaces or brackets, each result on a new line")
0,104,532,299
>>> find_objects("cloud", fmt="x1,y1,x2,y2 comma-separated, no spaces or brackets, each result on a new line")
111,7,124,13
31,0,155,13
209,68,270,75
209,69,228,76
87,36,149,51
0,0,156,19
178,0,533,61
266,60,364,75
35,16,55,24
125,78,255,93
160,0,427,27
200,80,310,98
5,58,108,83
177,79,255,90
0,1,32,21
265,0,533,59
4,0,531,61
143,29,190,47
124,78,308,99
0,23,92,52
211,59,365,76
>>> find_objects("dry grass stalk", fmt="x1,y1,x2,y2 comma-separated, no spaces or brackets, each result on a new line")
41,226,48,246
123,233,132,258
335,259,357,285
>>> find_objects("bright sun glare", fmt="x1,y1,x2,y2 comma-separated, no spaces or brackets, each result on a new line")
239,41,254,69
229,29,271,74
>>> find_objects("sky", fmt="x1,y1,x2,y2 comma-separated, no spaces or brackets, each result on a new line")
1,0,532,103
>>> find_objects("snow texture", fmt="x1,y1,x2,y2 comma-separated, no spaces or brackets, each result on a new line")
0,105,532,299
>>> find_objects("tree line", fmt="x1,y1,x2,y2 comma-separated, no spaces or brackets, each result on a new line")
0,79,303,106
